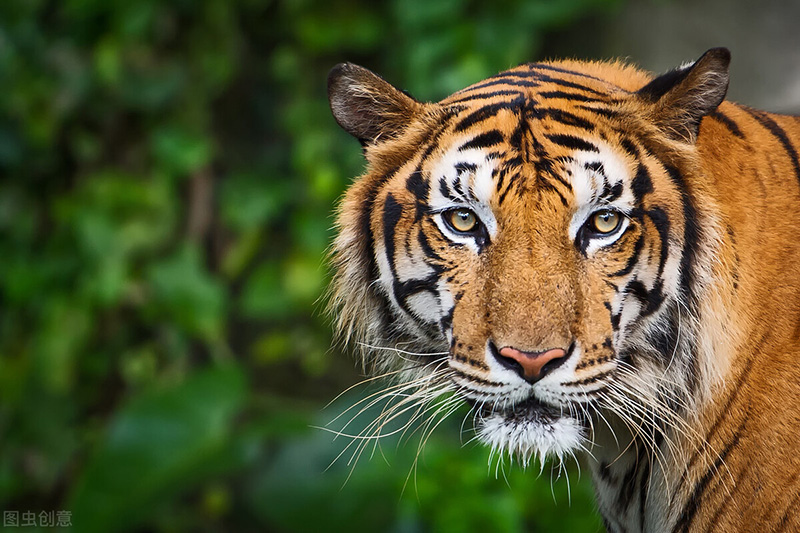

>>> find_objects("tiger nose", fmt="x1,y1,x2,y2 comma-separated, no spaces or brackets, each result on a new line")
496,346,568,383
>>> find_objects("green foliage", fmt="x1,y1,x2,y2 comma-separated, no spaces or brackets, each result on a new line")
249,394,602,533
0,0,620,531
69,365,247,533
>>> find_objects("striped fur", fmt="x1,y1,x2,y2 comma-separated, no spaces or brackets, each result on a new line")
327,48,800,532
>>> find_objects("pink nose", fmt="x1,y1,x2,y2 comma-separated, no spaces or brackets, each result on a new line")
498,346,567,382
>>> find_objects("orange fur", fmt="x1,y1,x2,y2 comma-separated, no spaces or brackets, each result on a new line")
327,50,800,532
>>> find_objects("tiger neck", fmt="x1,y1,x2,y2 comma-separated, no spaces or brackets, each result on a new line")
587,415,700,533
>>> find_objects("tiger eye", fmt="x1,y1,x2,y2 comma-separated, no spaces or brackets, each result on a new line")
591,209,621,234
448,209,478,233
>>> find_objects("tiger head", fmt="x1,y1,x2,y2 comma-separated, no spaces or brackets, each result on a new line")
327,49,732,465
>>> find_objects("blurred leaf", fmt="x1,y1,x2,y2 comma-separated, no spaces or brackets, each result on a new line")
151,126,213,177
238,262,290,319
146,244,227,341
220,172,290,231
68,364,247,533
246,391,602,533
34,298,91,393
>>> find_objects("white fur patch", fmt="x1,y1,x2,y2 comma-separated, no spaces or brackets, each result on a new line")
566,143,635,255
429,141,499,249
405,291,440,323
478,412,584,468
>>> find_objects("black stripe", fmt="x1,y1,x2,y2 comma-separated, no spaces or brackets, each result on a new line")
439,176,456,201
569,369,613,386
619,137,639,158
525,62,612,85
451,352,489,371
494,167,509,196
416,108,461,163
631,163,653,201
384,194,436,323
616,444,648,512
545,133,599,152
382,194,403,273
509,123,529,158
665,165,699,304
498,172,519,205
533,73,608,96
610,313,621,331
673,418,746,533
362,167,400,284
610,234,645,277
504,154,524,168
439,304,454,335
454,96,526,132
490,71,543,81
447,89,525,104
538,176,569,207
459,129,504,150
396,274,439,304
365,113,458,331
452,370,505,388
596,461,616,483
416,226,446,268
648,304,679,363
599,181,624,202
775,491,800,532
574,352,615,370
503,65,610,95
409,108,463,207
382,193,413,317
548,166,574,192
638,453,652,532
539,90,596,103
451,172,466,199
454,161,478,175
645,207,671,278
578,104,619,119
625,278,665,317
537,107,597,131
704,460,751,531
707,110,744,139
453,77,539,95
744,107,800,187
616,464,638,512
585,161,605,174
406,170,429,222
671,345,758,506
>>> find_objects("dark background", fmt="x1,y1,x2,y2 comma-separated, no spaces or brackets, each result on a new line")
1,1,797,531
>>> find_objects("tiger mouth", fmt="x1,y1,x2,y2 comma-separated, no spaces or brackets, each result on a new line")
470,394,562,424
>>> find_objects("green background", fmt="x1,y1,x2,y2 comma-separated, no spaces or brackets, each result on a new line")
0,0,633,531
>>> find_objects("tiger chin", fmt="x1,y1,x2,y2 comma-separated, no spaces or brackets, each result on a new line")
326,48,800,532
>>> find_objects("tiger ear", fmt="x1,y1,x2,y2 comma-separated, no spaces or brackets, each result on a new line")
328,63,422,145
637,47,731,143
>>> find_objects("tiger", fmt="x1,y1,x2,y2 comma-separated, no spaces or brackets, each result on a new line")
325,47,800,532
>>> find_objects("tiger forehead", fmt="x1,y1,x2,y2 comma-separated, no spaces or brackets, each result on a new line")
440,60,637,106
418,107,628,209
402,63,642,209
430,80,621,164
432,61,632,152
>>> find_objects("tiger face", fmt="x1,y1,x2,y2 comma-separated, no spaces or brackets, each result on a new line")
327,50,730,466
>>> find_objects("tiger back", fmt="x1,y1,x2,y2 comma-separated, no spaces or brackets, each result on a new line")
326,48,800,532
